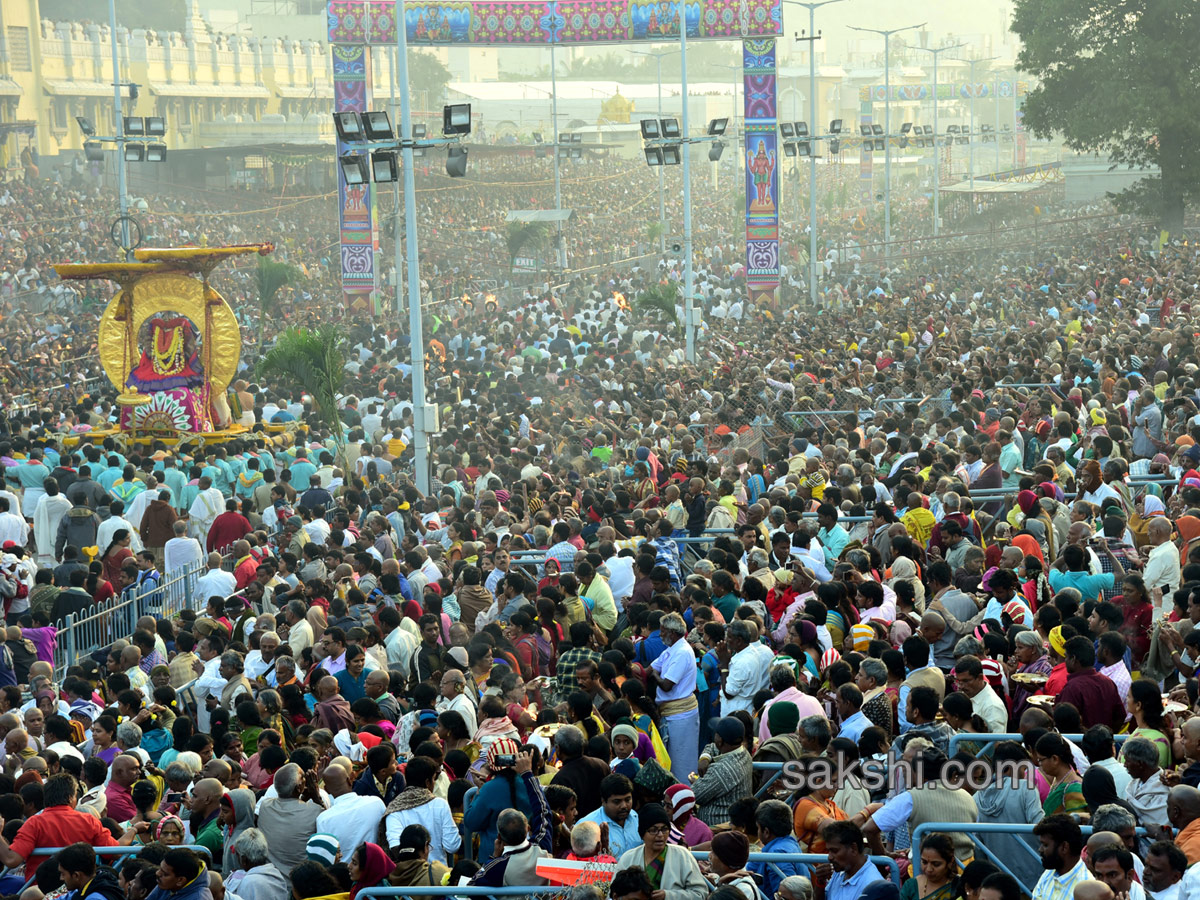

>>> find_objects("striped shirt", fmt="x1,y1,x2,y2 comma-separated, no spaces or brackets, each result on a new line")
1031,859,1092,900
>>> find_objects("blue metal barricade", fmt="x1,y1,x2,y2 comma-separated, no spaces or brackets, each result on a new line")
947,731,1129,757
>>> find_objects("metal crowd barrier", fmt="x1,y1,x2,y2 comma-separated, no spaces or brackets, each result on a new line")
946,731,1129,757
56,555,210,669
910,823,1145,890
694,850,902,888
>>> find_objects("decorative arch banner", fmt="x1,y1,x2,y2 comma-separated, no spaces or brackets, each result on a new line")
327,0,783,45
742,38,779,304
328,0,784,308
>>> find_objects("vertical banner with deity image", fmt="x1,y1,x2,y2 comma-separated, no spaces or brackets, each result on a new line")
332,41,382,313
742,38,779,306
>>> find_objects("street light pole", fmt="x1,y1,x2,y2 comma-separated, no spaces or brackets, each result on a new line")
849,21,923,253
394,2,430,493
784,0,845,308
913,43,963,237
390,45,401,313
963,55,998,192
550,42,566,269
632,49,678,254
108,0,130,261
679,5,695,364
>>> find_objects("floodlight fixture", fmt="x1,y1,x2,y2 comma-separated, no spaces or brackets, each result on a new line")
334,111,363,142
795,122,808,137
371,150,398,182
859,125,871,136
708,142,724,161
532,131,544,143
640,119,660,140
442,103,472,136
75,116,95,136
362,111,394,141
783,142,797,158
145,142,167,162
644,146,664,166
707,117,728,136
780,123,794,138
83,141,105,162
662,145,682,165
660,118,681,139
874,138,885,151
412,123,428,139
871,123,883,135
339,154,369,185
570,147,584,159
900,122,912,134
828,138,840,154
829,119,843,134
797,141,811,156
123,116,145,136
145,116,166,137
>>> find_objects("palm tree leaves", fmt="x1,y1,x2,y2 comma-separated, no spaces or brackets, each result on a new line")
634,282,682,337
254,257,301,351
256,325,347,445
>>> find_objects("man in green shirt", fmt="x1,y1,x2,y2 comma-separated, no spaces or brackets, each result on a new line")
187,777,225,858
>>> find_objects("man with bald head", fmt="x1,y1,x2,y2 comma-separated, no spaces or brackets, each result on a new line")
257,762,324,874
105,753,143,822
203,757,232,785
315,761,385,853
1167,784,1200,864
188,777,226,858
364,669,400,723
1072,881,1114,900
313,675,354,733
436,668,477,734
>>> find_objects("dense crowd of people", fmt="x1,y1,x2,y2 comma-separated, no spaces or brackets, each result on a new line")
1,126,1199,900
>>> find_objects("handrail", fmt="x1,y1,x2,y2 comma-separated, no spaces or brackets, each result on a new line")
947,731,1128,757
694,850,902,887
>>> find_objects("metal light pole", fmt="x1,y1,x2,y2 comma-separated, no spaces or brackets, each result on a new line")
785,0,845,307
963,55,998,192
108,0,130,260
849,21,923,252
679,4,695,364
994,71,1001,176
913,43,963,237
394,3,430,493
550,42,566,269
632,48,678,253
389,45,401,312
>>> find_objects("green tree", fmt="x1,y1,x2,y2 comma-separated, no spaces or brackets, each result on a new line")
253,256,301,352
1012,0,1200,229
256,325,347,449
505,221,548,270
634,282,681,336
409,51,452,108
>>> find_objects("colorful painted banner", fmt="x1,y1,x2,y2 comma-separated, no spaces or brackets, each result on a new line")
333,43,381,310
327,0,782,45
743,38,778,304
859,81,1029,102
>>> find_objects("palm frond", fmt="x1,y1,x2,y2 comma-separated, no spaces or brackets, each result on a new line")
255,257,301,350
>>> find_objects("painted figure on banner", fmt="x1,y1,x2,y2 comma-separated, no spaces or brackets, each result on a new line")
747,140,776,214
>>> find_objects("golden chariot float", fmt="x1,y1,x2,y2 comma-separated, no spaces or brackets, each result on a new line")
54,244,295,450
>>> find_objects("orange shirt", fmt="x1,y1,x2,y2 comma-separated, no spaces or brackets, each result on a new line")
793,795,847,852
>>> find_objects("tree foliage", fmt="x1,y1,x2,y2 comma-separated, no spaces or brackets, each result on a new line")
635,282,681,336
256,325,347,445
253,257,301,352
505,221,548,269
409,51,453,107
1012,0,1200,229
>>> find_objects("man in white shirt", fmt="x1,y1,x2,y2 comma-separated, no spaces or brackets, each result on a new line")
718,620,772,716
191,634,227,734
192,553,236,607
954,655,1009,736
96,499,144,554
187,476,225,546
435,670,477,736
315,762,385,853
1143,518,1182,616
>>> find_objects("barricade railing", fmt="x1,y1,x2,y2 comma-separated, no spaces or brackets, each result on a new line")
508,530,737,577
13,845,212,893
693,850,902,889
947,731,1128,756
56,555,215,670
911,823,1145,889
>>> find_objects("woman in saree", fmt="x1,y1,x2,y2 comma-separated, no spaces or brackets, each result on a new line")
614,803,708,900
887,555,926,614
899,833,959,900
1036,732,1086,816
1006,629,1052,720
